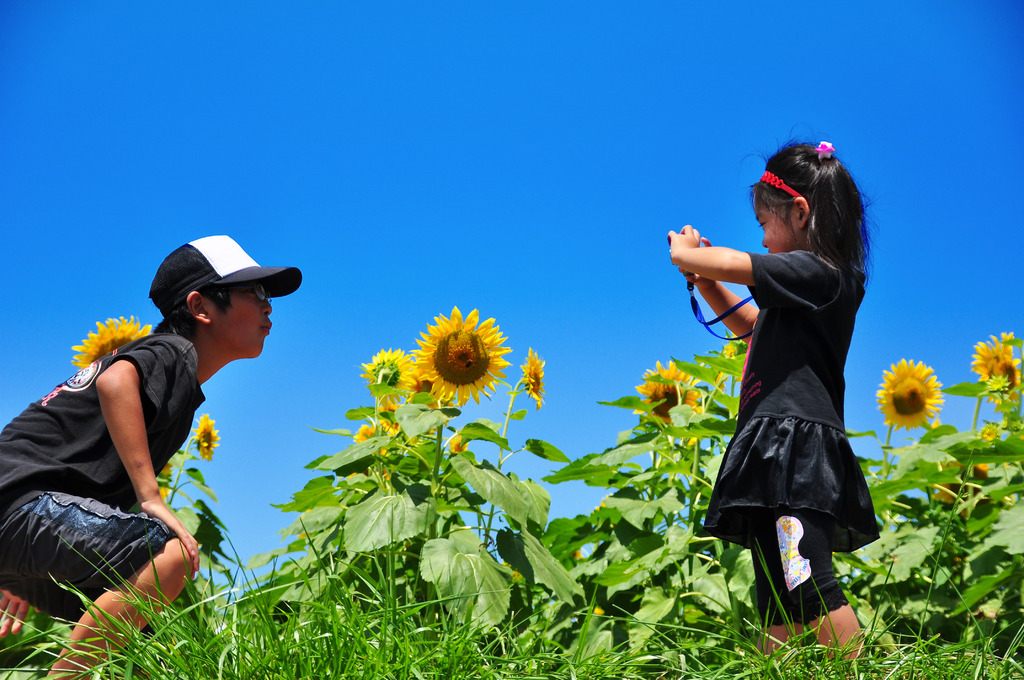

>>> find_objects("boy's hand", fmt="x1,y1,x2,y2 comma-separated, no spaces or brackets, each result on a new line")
0,589,31,638
139,499,201,578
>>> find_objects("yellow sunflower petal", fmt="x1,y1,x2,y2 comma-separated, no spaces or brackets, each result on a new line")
361,348,415,406
636,360,700,421
521,348,546,409
876,359,944,430
192,414,220,461
412,306,511,406
72,316,151,368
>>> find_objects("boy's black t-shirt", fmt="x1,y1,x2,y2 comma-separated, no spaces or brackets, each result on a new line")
0,334,205,519
737,250,865,434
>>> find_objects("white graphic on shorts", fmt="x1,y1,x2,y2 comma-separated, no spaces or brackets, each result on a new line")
776,516,812,591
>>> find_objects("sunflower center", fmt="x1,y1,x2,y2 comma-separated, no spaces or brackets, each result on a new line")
651,388,678,419
892,379,926,415
434,330,490,386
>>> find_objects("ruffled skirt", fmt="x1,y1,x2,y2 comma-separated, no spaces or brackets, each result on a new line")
703,416,878,552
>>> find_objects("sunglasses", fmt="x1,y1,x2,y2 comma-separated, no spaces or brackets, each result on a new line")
223,283,271,303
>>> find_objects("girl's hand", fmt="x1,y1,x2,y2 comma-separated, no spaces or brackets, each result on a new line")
685,235,714,285
139,498,201,577
0,590,31,638
667,226,711,277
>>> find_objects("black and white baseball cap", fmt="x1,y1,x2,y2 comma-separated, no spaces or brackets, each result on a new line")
149,235,302,316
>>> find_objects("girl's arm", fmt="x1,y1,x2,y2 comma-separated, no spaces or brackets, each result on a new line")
690,278,758,339
668,227,754,285
669,227,758,338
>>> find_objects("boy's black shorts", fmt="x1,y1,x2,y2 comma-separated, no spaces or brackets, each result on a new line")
0,492,174,621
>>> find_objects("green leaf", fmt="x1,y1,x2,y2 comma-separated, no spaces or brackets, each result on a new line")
698,355,745,378
276,476,339,512
450,455,531,527
368,383,402,399
986,504,1024,553
670,359,720,386
420,531,512,628
314,436,390,474
508,409,527,421
942,381,988,398
515,477,551,527
604,490,684,527
344,486,435,552
459,421,510,450
345,407,376,420
496,528,583,603
630,587,677,646
597,396,651,412
396,403,460,439
184,468,218,502
192,499,228,559
523,439,570,463
310,427,353,436
279,506,345,540
592,432,661,467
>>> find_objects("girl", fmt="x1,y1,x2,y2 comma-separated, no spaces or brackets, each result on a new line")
667,141,877,657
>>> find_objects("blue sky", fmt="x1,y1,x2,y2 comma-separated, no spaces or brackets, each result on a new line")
2,2,1022,564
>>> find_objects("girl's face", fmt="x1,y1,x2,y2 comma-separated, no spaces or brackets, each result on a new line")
756,205,804,254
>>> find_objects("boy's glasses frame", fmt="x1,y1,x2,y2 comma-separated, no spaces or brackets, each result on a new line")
222,283,271,303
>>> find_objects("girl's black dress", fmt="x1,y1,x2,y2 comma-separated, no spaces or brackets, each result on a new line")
703,251,878,552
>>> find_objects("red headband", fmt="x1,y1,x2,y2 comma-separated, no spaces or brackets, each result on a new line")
760,171,804,200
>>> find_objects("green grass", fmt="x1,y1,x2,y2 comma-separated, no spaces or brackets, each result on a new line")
2,561,1022,680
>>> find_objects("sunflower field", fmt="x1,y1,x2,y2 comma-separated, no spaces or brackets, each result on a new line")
1,315,1023,678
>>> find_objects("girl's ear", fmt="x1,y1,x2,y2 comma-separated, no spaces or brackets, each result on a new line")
186,291,213,326
791,197,810,230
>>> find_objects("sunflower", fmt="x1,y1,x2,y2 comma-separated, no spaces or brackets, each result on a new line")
448,434,468,454
636,361,700,421
354,423,376,443
971,333,1020,402
877,359,944,430
361,348,415,405
72,316,151,368
354,418,399,443
413,307,512,406
521,348,545,409
980,423,1001,442
192,414,220,461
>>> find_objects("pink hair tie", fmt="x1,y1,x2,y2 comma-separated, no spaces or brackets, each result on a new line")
760,171,804,199
815,141,835,160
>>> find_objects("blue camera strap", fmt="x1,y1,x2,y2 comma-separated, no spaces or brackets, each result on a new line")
688,282,754,340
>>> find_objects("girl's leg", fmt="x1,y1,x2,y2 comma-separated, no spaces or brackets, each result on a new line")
777,510,862,658
809,603,863,659
48,538,189,678
749,516,800,653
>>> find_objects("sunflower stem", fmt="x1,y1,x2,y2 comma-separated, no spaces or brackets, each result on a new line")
165,445,189,507
429,428,444,540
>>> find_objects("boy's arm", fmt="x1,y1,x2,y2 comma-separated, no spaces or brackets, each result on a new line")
96,361,200,576
0,590,31,638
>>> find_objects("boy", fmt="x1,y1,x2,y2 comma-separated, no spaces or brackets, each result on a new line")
0,235,301,676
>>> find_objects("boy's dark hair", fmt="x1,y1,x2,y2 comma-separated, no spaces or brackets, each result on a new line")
153,287,233,337
752,142,871,277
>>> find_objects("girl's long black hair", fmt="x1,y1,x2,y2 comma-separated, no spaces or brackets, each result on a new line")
752,142,871,278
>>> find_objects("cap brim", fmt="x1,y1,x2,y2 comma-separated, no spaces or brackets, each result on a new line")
216,266,302,297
